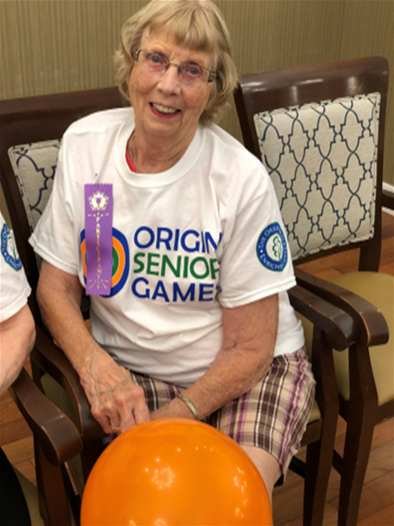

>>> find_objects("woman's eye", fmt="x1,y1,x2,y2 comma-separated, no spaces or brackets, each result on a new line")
186,65,201,77
150,54,162,64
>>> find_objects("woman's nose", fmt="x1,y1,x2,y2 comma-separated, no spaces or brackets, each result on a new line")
158,64,182,93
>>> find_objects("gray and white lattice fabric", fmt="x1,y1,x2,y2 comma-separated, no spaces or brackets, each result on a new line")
253,93,380,261
8,140,61,232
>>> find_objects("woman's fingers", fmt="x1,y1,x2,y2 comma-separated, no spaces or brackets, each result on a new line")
90,403,115,435
84,362,150,434
134,400,151,425
118,384,150,432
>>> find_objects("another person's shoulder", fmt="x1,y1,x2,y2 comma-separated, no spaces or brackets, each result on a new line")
0,212,23,275
0,212,31,323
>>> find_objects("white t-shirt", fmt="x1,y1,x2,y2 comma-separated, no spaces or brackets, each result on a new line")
1,212,31,322
30,108,304,386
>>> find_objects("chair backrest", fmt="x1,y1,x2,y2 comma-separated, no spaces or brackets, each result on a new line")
0,87,126,317
234,56,389,269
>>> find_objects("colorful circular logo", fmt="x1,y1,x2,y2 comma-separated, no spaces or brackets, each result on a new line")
80,228,129,297
256,222,288,271
1,223,22,271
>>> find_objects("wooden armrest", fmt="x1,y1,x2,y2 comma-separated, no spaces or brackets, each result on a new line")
288,284,356,351
9,368,83,465
32,326,105,440
295,267,389,347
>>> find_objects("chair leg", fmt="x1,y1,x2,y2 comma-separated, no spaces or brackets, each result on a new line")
303,442,326,526
303,328,339,526
35,438,74,526
303,429,336,526
337,409,375,526
337,342,378,526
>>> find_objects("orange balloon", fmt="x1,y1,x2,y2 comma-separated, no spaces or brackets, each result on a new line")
81,418,272,526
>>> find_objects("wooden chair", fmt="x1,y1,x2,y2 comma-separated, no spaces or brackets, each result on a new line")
234,56,392,526
0,88,126,525
8,367,83,526
0,88,357,526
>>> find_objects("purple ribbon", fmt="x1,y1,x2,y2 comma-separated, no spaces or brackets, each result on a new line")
84,184,113,296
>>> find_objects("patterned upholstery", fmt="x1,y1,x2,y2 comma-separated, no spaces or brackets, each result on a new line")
8,140,61,231
253,93,381,261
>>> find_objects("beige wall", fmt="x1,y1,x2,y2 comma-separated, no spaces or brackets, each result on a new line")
1,0,393,220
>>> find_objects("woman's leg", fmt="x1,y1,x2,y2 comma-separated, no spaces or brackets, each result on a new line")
208,348,316,485
242,446,281,503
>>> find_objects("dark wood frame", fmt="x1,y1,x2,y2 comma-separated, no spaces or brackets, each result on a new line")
0,87,357,526
234,56,392,526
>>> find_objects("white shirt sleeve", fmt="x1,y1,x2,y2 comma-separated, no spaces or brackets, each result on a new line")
218,164,296,308
0,213,31,322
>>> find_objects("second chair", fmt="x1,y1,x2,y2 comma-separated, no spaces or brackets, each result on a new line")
234,55,393,526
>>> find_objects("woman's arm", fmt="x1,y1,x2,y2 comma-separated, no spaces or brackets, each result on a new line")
38,260,278,431
0,304,36,395
151,294,279,421
37,261,150,433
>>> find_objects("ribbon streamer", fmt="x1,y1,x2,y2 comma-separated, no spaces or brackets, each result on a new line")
84,184,113,296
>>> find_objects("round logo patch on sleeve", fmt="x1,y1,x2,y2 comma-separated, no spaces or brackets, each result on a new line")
256,222,288,271
1,223,22,271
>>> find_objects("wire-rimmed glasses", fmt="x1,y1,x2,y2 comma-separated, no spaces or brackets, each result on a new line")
132,49,217,85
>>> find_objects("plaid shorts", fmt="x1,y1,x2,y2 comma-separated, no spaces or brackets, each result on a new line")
129,347,316,477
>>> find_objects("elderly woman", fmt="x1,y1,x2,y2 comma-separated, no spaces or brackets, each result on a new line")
30,0,315,501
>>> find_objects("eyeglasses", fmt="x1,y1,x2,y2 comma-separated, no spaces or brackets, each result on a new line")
132,49,217,85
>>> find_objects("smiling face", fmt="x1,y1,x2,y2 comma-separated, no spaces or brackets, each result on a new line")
128,28,214,150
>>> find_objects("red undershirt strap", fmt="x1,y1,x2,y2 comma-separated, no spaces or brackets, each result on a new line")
126,149,137,172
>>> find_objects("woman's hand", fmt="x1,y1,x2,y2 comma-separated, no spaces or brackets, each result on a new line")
37,261,150,435
79,347,150,434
